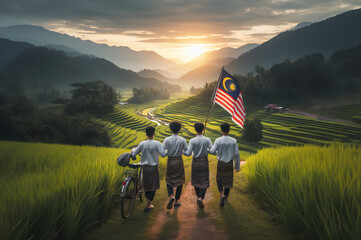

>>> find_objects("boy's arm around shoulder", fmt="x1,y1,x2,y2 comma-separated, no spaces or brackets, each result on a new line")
183,139,192,156
208,138,217,155
158,141,167,157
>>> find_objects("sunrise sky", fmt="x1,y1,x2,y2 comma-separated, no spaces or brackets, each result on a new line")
1,0,360,62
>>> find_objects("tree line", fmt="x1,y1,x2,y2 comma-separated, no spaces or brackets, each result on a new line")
201,44,361,106
0,81,119,146
128,87,170,103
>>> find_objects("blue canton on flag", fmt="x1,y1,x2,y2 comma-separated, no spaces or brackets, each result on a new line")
212,68,245,128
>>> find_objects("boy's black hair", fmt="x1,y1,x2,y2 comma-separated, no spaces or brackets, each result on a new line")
145,126,155,137
194,122,204,133
169,121,181,133
220,123,230,133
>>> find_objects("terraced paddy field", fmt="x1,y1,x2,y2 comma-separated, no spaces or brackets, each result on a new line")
94,95,361,152
152,96,361,152
94,106,157,148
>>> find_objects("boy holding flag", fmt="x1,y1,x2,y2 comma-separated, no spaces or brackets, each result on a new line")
209,123,240,207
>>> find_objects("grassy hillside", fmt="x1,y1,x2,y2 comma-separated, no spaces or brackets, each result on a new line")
306,103,361,121
244,144,361,240
0,141,166,240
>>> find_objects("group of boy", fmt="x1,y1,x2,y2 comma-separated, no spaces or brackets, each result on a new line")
131,121,240,212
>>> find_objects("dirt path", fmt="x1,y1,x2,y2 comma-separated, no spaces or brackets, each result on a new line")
147,181,229,240
86,161,296,240
136,107,169,126
146,162,248,240
289,110,356,125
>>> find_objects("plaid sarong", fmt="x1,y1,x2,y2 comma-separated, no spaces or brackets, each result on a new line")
191,157,209,188
166,156,185,187
142,165,160,192
216,161,234,188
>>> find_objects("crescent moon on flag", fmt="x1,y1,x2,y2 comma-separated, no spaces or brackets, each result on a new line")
223,77,233,91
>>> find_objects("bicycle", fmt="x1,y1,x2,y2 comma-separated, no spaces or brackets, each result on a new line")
120,158,144,219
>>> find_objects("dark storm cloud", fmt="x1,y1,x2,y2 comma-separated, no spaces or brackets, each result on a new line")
0,0,360,43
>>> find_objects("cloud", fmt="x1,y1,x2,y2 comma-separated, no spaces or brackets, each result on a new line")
1,0,360,39
0,0,360,61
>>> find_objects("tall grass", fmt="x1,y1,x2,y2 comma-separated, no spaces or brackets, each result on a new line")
0,141,165,240
244,144,361,240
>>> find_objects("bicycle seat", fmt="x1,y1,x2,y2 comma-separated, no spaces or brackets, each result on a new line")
128,163,141,169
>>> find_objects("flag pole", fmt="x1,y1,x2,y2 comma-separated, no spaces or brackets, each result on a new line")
203,66,224,135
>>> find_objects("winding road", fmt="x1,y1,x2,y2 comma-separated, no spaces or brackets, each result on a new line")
137,107,169,126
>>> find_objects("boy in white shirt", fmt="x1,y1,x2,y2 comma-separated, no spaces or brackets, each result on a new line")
163,121,188,209
132,126,167,211
184,122,212,209
209,123,240,207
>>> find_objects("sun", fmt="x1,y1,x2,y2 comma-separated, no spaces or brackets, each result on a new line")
186,45,205,59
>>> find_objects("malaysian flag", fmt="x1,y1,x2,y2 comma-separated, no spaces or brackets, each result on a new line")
212,68,245,128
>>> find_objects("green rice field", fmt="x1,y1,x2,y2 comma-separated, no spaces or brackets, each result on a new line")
244,144,361,240
0,141,166,240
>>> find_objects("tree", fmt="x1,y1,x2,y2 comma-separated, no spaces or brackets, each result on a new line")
128,87,170,103
65,81,120,114
242,117,263,142
0,94,112,147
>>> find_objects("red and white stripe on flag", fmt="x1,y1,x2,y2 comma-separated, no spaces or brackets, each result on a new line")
214,88,245,128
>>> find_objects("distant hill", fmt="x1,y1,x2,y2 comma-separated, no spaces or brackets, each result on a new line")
0,46,179,92
0,25,178,71
176,65,220,87
44,44,82,57
291,22,312,31
169,43,258,77
0,38,33,69
226,8,361,74
138,69,174,83
172,57,234,87
207,57,235,67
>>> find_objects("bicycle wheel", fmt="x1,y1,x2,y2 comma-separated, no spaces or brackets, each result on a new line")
120,177,136,219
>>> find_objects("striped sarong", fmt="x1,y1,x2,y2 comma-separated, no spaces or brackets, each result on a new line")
191,157,209,188
142,165,160,192
166,156,185,187
216,161,234,188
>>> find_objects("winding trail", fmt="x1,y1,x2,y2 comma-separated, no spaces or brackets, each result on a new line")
147,181,229,240
136,107,169,126
86,160,296,240
289,110,357,125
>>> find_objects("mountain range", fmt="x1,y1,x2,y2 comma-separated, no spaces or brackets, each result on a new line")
226,9,361,74
0,25,178,71
0,38,180,94
1,8,361,90
168,43,259,77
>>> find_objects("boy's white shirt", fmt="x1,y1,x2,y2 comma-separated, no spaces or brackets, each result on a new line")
209,135,241,171
163,134,188,157
183,135,212,158
131,139,167,166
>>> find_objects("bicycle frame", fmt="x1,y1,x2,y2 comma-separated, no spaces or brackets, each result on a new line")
121,164,143,197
